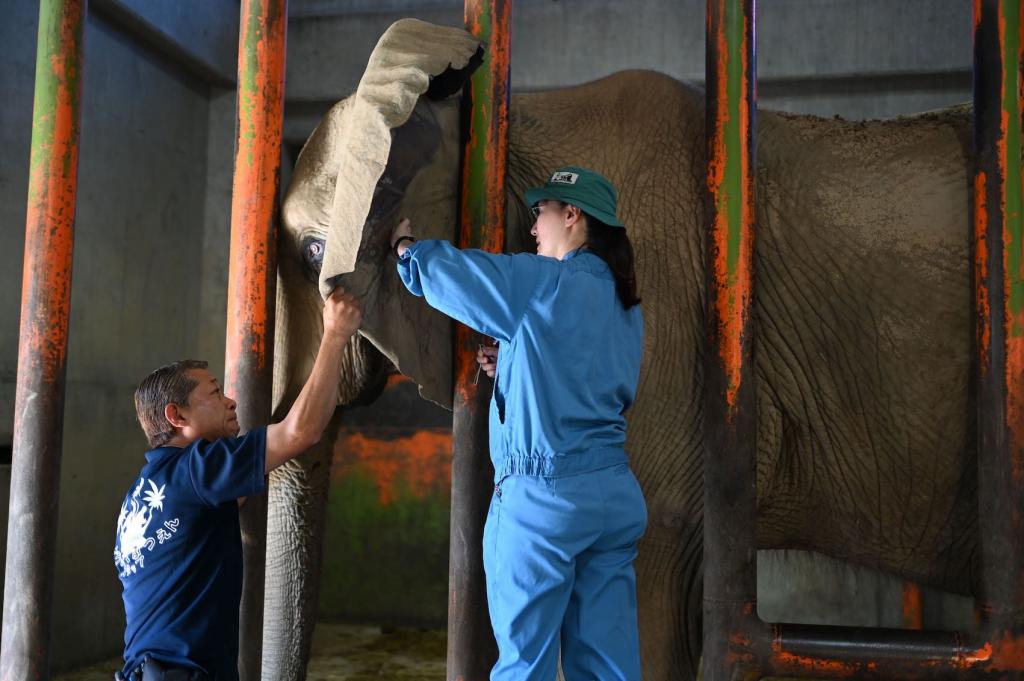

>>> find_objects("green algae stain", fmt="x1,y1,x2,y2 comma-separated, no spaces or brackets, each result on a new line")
319,468,451,625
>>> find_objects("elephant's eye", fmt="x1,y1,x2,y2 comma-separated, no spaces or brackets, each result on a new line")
302,237,326,275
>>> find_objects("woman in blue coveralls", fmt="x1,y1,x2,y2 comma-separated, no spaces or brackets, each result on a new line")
391,166,647,681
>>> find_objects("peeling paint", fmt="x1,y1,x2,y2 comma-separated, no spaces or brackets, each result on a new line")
451,3,510,676
456,0,511,405
707,0,754,416
901,581,923,630
225,0,286,391
976,171,991,372
4,1,87,676
772,650,859,678
998,0,1024,477
990,630,1024,669
961,640,994,667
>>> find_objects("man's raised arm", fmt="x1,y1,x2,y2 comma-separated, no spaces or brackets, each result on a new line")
264,288,362,474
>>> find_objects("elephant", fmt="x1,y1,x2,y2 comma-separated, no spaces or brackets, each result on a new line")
266,17,976,681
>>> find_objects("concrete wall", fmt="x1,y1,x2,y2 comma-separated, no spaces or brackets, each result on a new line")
282,0,971,145
0,0,238,670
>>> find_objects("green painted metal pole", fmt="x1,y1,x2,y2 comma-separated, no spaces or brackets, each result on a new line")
448,1,510,679
225,1,287,679
972,0,1024,655
0,1,87,680
703,0,760,679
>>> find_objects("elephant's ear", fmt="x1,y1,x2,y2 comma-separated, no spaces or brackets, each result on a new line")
317,18,484,299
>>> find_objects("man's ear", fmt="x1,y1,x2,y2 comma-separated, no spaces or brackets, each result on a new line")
164,403,187,429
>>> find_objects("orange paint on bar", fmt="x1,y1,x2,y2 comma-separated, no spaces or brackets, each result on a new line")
901,581,924,630
708,5,753,414
998,1,1024,478
21,8,83,387
770,650,859,677
454,326,479,403
961,641,994,666
724,627,757,667
226,0,286,382
976,171,991,371
990,631,1024,669
457,0,510,402
333,430,453,505
709,15,731,397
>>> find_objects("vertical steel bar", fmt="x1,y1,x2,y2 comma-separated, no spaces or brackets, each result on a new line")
703,1,759,680
973,0,1024,652
448,1,510,679
225,1,287,678
0,1,87,679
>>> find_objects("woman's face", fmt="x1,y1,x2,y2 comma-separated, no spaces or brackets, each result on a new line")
530,200,571,259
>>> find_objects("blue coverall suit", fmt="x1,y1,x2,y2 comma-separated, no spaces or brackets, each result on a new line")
398,240,647,681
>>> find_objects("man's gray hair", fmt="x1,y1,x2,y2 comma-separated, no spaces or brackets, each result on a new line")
134,360,208,448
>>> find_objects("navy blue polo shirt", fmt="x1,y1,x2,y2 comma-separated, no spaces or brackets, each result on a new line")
114,427,267,680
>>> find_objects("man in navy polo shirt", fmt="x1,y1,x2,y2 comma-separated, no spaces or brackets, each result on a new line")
114,288,362,681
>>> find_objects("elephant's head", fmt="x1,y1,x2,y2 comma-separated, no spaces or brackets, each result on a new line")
275,19,485,414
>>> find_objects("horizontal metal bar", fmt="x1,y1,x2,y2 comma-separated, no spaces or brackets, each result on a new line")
763,621,1023,679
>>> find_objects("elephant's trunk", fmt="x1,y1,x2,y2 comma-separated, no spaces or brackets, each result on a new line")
262,415,341,680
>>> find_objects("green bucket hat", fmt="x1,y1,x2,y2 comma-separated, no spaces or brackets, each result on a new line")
524,166,625,228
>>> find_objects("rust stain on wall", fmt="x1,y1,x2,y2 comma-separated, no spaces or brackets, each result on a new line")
332,430,453,505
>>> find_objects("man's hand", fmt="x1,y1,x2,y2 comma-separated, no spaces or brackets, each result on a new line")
323,287,362,340
265,288,362,475
476,343,498,379
391,218,415,257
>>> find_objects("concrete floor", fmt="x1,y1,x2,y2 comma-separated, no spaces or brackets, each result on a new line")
54,624,817,681
54,623,447,681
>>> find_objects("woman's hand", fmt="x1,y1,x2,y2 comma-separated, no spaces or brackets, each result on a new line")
391,218,414,257
476,343,498,379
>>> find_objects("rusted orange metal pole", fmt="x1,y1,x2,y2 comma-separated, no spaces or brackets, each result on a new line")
0,1,86,679
448,1,510,679
703,0,759,679
225,1,287,678
972,0,1024,665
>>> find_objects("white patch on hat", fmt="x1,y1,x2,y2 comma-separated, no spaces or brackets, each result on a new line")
550,171,578,185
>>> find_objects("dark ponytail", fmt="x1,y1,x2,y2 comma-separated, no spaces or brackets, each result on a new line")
581,212,642,309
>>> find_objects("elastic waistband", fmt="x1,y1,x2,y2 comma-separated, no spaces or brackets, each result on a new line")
492,447,628,482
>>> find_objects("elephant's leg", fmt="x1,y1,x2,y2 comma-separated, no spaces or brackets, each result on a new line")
262,414,342,680
637,520,704,681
